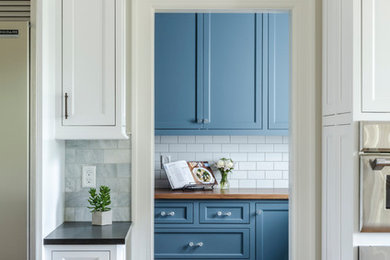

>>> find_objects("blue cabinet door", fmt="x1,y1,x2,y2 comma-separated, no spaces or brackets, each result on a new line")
203,14,263,130
255,201,289,260
265,13,290,131
155,13,201,129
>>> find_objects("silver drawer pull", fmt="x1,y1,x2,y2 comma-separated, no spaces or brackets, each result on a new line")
189,242,204,247
256,210,263,215
160,211,175,216
217,211,232,217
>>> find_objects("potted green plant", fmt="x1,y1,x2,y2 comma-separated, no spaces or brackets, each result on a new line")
88,185,112,225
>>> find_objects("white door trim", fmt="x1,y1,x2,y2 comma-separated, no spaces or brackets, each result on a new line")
129,1,321,260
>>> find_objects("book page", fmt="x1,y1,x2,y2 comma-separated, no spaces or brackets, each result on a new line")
163,161,195,189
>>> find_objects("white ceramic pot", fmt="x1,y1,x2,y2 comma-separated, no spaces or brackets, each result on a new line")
92,210,112,225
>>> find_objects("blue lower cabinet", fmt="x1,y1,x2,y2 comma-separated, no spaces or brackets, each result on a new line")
255,202,289,260
155,228,250,259
199,202,250,224
154,199,288,260
155,202,194,224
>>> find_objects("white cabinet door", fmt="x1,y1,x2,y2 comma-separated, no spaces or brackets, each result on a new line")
361,0,390,112
322,123,358,260
62,0,116,126
322,0,353,116
52,251,110,260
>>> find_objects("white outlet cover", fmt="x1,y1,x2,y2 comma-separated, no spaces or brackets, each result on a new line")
82,166,96,188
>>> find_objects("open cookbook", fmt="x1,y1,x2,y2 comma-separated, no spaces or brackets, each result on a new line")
163,161,217,190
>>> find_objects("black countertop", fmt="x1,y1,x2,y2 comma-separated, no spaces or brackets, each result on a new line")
44,222,132,245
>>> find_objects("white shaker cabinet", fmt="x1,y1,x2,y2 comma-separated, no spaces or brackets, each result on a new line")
354,0,390,120
52,250,110,260
46,245,126,260
56,0,127,139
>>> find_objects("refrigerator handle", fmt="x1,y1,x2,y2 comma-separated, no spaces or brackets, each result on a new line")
64,92,69,119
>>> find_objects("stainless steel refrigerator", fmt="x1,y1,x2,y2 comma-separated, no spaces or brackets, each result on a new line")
0,21,30,259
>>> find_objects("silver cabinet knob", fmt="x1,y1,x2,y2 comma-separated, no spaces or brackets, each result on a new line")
197,119,203,124
203,119,209,124
188,242,203,247
217,211,232,216
160,211,175,216
256,209,263,215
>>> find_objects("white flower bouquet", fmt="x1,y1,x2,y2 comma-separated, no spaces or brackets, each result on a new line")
215,158,234,189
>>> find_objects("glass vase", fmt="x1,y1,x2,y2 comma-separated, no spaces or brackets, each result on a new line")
220,172,229,190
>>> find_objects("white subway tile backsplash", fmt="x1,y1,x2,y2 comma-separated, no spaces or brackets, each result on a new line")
238,162,257,170
257,180,274,188
155,135,289,189
230,153,248,162
231,136,248,143
266,171,283,179
104,149,131,163
239,180,257,188
161,136,178,144
196,136,213,143
155,144,169,152
177,152,196,161
222,144,239,152
248,136,266,144
274,144,289,152
169,144,187,152
265,153,283,161
257,144,274,152
274,180,289,188
179,136,196,144
195,152,213,161
204,144,222,152
283,136,289,143
257,162,274,170
187,144,204,152
247,171,265,179
239,144,257,152
274,162,289,170
266,136,283,144
213,136,230,143
247,153,265,161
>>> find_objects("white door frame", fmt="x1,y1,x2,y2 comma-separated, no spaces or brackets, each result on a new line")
129,0,322,259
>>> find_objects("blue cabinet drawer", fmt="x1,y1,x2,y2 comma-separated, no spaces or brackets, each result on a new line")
155,228,250,259
155,202,194,224
199,202,250,224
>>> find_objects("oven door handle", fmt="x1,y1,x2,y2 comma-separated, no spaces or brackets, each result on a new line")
370,158,390,170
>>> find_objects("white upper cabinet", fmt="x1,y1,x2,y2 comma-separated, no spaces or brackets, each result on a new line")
361,0,390,112
354,0,390,120
323,0,353,117
56,0,127,139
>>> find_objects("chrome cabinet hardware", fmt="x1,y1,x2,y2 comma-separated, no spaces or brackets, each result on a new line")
188,242,204,247
160,211,175,216
197,119,203,124
64,92,69,119
256,209,263,215
203,119,209,124
216,211,232,217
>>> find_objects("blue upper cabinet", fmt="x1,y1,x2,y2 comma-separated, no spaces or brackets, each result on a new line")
154,13,200,130
155,12,289,135
203,14,262,130
266,13,290,132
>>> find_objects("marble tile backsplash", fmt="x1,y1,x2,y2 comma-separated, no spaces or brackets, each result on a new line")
65,140,131,222
155,136,289,189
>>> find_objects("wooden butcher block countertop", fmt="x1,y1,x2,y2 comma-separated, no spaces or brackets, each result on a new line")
155,188,289,200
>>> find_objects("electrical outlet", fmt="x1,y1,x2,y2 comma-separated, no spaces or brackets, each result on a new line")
82,166,96,188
